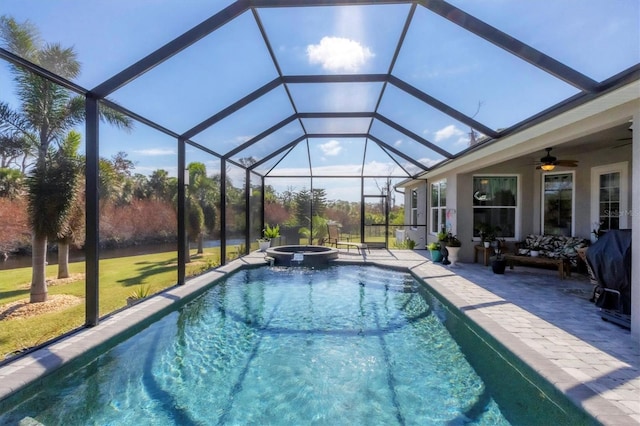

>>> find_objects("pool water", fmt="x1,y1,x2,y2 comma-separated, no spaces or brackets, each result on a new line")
0,265,592,425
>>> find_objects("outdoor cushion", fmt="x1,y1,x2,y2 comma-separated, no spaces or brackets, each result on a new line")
517,234,589,267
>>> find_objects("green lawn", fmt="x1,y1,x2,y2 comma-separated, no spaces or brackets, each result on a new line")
0,246,235,361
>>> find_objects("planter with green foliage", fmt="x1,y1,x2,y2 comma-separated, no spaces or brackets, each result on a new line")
263,224,280,240
427,242,443,262
258,224,281,251
441,233,461,266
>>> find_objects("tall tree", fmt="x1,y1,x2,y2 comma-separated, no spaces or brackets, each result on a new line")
0,127,32,172
0,16,133,302
294,187,311,226
311,188,327,217
54,131,83,279
186,162,207,254
148,169,172,202
0,167,24,198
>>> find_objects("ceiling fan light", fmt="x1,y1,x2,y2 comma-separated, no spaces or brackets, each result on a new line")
541,163,555,171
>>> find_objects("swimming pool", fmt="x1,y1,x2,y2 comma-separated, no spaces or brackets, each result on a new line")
0,265,595,425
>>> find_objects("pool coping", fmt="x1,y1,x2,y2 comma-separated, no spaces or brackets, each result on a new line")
0,250,638,425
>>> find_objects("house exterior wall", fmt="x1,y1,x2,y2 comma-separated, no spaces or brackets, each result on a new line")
576,146,633,237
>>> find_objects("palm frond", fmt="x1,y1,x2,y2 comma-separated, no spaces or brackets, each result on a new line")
39,43,80,79
99,101,134,131
0,15,41,61
0,101,34,139
27,154,81,238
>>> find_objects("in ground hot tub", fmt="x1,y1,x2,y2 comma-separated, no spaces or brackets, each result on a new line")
265,245,339,267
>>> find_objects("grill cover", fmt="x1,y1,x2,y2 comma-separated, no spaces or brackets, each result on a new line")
585,229,632,314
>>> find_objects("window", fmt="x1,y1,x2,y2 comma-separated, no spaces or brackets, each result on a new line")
473,176,517,238
411,189,418,229
591,162,629,235
599,173,621,230
542,172,574,236
430,180,446,234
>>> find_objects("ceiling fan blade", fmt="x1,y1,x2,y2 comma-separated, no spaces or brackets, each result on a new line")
613,141,632,149
555,160,578,167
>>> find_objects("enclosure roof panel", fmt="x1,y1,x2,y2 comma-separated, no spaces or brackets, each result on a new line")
1,0,637,179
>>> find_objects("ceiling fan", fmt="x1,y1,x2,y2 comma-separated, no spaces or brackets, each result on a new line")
613,127,632,148
535,147,578,171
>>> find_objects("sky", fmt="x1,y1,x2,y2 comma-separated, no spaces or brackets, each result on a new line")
1,0,638,202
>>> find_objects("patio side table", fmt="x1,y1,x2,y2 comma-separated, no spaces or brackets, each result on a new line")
474,245,493,266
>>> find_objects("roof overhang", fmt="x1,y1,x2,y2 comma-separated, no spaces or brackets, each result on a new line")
404,78,639,182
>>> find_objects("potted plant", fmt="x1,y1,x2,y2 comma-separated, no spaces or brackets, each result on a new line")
263,224,281,246
491,239,507,274
445,233,462,266
529,245,541,257
427,241,443,262
257,224,280,251
475,223,494,248
257,238,271,252
405,238,416,249
258,224,280,252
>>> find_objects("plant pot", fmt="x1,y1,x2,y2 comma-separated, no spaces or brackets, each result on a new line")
492,259,507,274
483,241,491,248
429,249,443,263
270,236,282,247
530,250,540,257
446,246,461,266
258,240,271,252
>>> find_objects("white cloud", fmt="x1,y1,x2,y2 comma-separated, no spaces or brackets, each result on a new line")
319,140,343,156
394,139,403,147
307,36,374,72
235,135,253,144
133,148,175,156
434,125,465,143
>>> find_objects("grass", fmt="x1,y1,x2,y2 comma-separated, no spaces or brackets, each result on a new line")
0,246,235,361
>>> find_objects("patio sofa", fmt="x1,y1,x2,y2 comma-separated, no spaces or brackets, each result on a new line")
514,234,590,267
502,234,589,279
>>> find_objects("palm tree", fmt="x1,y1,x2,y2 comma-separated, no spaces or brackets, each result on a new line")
54,131,84,279
186,162,218,254
26,136,81,292
1,16,133,302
